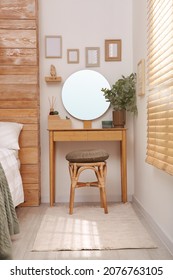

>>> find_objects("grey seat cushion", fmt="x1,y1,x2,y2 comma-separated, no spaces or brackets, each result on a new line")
65,149,109,163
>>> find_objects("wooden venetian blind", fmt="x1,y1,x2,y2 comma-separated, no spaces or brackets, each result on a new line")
146,0,173,175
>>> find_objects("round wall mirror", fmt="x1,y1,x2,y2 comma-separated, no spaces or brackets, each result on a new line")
62,70,110,120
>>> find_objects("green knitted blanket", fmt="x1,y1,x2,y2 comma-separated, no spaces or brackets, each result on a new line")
0,163,19,260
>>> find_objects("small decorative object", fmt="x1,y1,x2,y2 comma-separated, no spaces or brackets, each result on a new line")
137,59,145,96
105,39,122,61
48,96,57,115
50,64,57,77
102,121,113,128
45,65,62,83
101,73,137,127
47,97,72,129
53,111,59,115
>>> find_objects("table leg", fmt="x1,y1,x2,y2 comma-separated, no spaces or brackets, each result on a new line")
49,131,55,206
120,130,127,202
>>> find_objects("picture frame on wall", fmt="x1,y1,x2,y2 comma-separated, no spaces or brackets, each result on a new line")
67,49,79,64
137,59,145,96
45,36,62,58
85,47,100,67
105,39,121,61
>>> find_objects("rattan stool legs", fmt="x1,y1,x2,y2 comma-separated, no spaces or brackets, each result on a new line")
68,161,108,214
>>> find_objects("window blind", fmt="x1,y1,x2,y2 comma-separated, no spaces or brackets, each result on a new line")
146,0,173,175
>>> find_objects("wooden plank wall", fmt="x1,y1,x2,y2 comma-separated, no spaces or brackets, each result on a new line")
0,0,40,206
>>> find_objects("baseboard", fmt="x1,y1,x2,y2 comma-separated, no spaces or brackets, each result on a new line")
132,196,173,256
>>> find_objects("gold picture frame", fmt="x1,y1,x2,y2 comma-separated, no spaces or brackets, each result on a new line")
137,59,145,96
45,35,62,58
67,49,79,64
105,39,121,61
85,47,100,67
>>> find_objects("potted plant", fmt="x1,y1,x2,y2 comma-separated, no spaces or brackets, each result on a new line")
101,73,137,127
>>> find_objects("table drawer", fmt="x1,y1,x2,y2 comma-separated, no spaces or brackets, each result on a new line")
53,131,87,141
87,131,123,141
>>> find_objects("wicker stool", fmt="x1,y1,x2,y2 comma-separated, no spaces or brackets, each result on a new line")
65,149,109,214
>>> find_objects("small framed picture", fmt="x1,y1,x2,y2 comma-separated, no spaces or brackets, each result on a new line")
85,47,100,67
137,59,145,96
45,36,62,58
105,39,121,61
67,49,79,64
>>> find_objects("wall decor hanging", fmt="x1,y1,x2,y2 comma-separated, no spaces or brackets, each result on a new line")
85,47,100,67
67,49,79,64
137,59,145,96
45,36,62,58
105,39,121,61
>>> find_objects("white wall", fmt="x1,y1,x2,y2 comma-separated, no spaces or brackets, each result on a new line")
133,0,173,253
39,0,135,203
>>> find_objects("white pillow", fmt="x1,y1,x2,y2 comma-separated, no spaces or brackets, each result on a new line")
0,122,23,150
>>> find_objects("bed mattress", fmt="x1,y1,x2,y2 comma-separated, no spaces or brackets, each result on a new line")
0,148,24,207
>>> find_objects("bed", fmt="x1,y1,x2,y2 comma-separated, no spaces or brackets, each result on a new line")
0,122,24,259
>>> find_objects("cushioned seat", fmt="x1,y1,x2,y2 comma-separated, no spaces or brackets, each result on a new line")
65,148,109,163
66,149,109,215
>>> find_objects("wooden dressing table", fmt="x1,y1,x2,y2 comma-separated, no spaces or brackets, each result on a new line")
49,128,127,206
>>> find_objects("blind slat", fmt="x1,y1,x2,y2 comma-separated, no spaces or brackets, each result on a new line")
146,155,173,175
148,119,173,126
147,137,173,148
147,148,173,164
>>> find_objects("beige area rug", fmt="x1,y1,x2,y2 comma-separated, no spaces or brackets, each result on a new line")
32,203,157,251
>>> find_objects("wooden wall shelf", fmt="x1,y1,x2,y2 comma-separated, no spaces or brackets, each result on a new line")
45,76,62,83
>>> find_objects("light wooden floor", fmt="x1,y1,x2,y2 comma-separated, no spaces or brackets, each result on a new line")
11,203,173,260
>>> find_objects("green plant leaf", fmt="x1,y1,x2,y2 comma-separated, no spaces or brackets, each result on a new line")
101,73,137,115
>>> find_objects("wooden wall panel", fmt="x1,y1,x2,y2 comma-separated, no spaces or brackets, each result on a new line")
0,0,36,19
0,49,37,65
0,116,38,124
19,148,39,164
0,66,38,75
0,30,36,48
0,109,38,118
23,189,40,207
0,101,38,109
20,165,39,183
0,75,37,84
0,0,40,206
19,130,38,147
0,85,38,100
0,19,36,30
